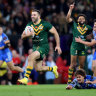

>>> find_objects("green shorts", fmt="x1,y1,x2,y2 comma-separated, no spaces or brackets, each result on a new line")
70,45,86,56
33,44,49,60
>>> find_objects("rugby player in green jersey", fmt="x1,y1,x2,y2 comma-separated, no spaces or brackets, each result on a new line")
66,3,92,84
75,20,96,77
18,9,62,84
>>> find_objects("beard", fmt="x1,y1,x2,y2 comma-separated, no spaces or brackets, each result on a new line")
32,17,38,23
78,21,85,25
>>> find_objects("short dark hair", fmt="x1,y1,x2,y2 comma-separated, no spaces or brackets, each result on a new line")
77,14,87,23
75,69,86,78
77,14,86,20
32,9,41,16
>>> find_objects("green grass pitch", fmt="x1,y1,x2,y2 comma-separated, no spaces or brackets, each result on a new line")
0,84,95,96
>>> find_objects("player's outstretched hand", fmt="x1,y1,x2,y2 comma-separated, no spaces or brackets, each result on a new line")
75,37,82,43
69,3,75,10
66,85,73,90
55,46,62,55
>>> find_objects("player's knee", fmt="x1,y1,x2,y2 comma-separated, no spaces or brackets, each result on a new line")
28,54,37,61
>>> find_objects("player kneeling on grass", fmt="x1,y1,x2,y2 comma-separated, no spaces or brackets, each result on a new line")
66,69,96,89
0,26,23,73
18,9,62,85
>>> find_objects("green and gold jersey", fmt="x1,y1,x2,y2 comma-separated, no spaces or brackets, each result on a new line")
26,19,52,46
71,21,92,50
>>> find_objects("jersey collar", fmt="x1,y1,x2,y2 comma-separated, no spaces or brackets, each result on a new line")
33,19,41,25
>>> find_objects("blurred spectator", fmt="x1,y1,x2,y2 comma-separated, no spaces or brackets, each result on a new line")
49,42,54,55
37,56,46,84
23,2,30,14
51,13,59,31
11,50,21,84
86,48,93,75
58,11,67,35
16,38,25,56
57,0,68,14
56,56,69,84
45,55,56,84
37,0,45,9
27,38,33,50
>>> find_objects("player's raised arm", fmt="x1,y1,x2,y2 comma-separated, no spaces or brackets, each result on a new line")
66,3,74,23
49,26,62,55
75,37,96,46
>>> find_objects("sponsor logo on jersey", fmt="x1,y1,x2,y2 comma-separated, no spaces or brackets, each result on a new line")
39,26,43,30
85,27,88,31
33,39,43,42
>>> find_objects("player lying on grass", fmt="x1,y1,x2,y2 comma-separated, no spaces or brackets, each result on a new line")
66,69,96,89
75,20,96,76
0,26,23,73
18,9,62,84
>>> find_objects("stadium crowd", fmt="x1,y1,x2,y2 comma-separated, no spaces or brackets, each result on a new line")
0,0,96,85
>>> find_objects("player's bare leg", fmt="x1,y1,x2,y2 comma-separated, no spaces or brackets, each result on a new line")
35,60,58,78
68,55,77,84
92,60,96,76
35,60,46,71
78,56,86,69
7,61,23,72
18,51,40,84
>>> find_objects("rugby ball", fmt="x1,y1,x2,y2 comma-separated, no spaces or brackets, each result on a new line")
25,26,34,37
